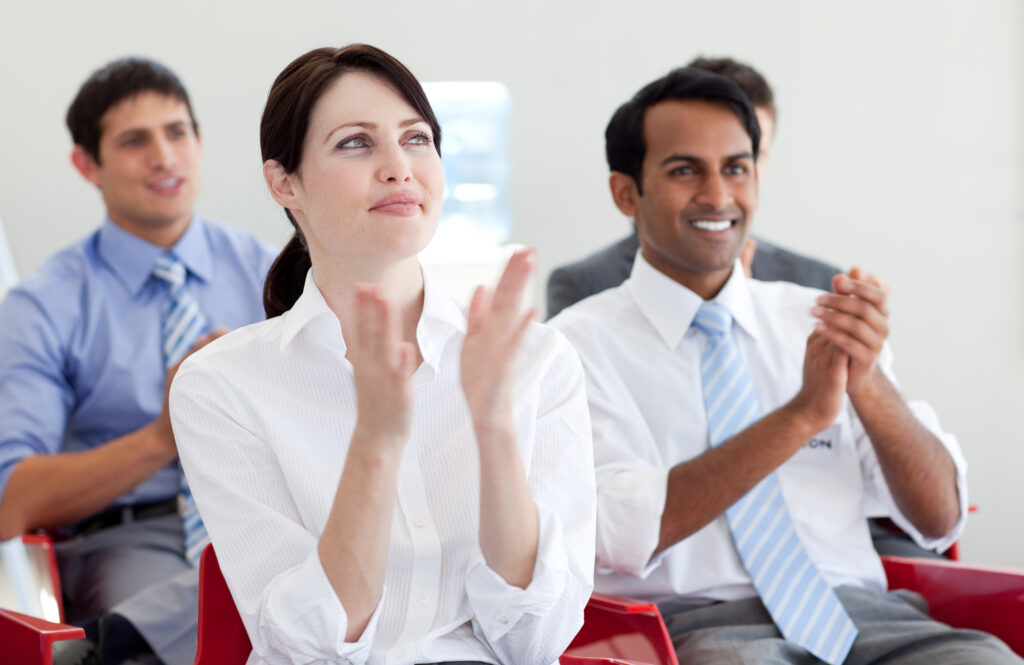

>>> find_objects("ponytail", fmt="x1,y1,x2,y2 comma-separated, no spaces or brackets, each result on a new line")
263,232,312,318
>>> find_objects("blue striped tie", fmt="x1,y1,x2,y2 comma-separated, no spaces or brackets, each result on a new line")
152,253,210,567
693,301,857,664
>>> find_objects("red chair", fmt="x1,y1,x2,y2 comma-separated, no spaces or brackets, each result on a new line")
0,535,84,665
883,555,1024,656
0,609,85,665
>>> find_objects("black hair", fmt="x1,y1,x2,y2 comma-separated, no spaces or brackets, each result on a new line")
66,57,197,163
605,67,760,194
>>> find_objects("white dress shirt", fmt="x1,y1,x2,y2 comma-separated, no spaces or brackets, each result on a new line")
170,268,595,665
549,253,967,604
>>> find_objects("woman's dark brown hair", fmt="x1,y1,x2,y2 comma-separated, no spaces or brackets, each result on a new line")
260,44,443,318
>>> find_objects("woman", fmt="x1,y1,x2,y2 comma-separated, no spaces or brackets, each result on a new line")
170,44,595,665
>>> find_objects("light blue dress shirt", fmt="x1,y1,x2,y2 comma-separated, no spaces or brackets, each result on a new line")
0,216,277,524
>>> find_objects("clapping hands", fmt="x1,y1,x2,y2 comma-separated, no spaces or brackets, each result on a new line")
460,248,538,433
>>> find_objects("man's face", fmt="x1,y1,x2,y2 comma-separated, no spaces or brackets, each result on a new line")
619,99,758,296
76,92,201,239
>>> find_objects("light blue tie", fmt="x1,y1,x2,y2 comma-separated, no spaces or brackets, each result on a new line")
694,301,857,664
153,253,209,567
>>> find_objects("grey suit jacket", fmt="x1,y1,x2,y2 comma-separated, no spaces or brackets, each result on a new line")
546,231,841,319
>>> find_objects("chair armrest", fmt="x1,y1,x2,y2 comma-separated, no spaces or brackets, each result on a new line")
882,555,1024,656
0,607,85,665
585,592,663,615
565,592,678,665
560,657,657,665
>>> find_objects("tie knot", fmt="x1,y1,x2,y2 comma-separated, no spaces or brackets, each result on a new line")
153,253,186,287
692,301,733,337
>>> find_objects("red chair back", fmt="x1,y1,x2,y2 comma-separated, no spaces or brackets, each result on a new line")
565,592,678,665
193,546,252,665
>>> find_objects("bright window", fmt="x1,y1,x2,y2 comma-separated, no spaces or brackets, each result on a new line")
421,82,512,263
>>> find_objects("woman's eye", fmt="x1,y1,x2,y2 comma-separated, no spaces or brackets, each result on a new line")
338,135,369,149
407,132,431,145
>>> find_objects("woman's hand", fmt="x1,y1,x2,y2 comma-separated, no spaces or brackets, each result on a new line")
348,284,417,449
460,248,537,433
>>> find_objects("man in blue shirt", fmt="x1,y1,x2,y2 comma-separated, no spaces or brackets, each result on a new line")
0,57,277,665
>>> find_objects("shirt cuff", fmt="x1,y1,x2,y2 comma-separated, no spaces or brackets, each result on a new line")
258,547,383,664
595,466,669,577
465,502,568,642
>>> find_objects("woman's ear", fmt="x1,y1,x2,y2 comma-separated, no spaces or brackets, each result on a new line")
264,160,301,210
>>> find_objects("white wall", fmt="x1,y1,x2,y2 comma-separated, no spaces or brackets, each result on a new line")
1,0,1022,564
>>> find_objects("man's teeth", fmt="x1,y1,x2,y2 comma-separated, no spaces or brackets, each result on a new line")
153,179,179,189
692,219,733,231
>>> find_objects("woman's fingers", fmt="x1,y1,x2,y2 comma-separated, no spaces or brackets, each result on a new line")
489,248,534,324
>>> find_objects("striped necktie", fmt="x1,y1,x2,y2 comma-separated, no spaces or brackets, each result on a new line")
152,253,209,567
693,301,857,664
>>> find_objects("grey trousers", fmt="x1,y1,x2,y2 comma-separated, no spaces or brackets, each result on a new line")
659,585,1021,664
56,513,198,665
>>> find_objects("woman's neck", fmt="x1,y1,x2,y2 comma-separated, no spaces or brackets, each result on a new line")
314,255,425,347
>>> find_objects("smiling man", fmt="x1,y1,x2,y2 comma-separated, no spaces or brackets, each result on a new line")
0,58,276,665
550,67,1018,663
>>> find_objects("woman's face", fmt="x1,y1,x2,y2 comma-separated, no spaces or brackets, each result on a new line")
286,71,444,266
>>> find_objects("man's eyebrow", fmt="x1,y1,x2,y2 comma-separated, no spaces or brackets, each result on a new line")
726,151,755,161
113,127,150,140
323,117,426,145
659,151,755,167
659,154,702,168
112,120,189,140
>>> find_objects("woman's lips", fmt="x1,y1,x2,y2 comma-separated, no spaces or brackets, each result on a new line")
370,192,422,216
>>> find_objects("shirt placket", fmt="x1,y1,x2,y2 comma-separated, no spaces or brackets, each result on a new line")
390,442,443,662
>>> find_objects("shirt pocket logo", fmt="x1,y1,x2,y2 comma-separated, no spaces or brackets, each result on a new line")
802,424,842,454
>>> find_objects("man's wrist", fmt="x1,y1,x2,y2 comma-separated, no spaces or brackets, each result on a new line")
777,399,832,442
140,419,178,465
848,368,890,408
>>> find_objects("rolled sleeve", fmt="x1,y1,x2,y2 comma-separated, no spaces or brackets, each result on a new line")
466,332,595,665
172,359,376,664
260,548,383,663
466,504,569,639
579,346,671,576
0,290,72,506
596,466,669,577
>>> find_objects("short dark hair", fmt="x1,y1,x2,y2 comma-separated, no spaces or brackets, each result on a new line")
66,57,198,163
605,67,761,194
259,43,442,318
688,56,775,122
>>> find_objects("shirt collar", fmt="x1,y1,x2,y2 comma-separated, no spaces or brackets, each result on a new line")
417,267,468,370
627,252,761,349
279,269,340,351
97,215,210,295
167,215,213,283
279,264,468,367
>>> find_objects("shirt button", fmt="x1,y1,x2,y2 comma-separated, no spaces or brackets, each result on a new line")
499,614,509,624
394,646,406,658
418,592,430,604
413,517,425,528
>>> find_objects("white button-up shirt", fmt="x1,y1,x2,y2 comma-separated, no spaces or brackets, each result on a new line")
171,268,595,665
549,253,967,604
